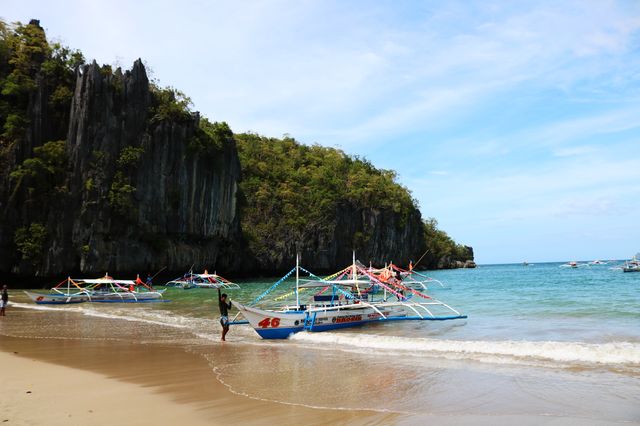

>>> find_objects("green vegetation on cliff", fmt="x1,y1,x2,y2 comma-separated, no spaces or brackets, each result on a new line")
423,218,473,267
235,133,418,261
0,19,83,147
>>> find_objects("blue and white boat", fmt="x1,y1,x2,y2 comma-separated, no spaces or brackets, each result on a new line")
231,255,467,339
25,274,165,304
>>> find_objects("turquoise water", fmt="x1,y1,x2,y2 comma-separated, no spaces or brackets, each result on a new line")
13,261,640,345
140,261,640,343
12,261,640,353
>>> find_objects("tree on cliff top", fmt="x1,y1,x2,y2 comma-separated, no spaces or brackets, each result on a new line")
235,133,419,263
0,19,84,147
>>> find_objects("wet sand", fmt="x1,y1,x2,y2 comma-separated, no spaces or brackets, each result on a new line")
0,308,393,425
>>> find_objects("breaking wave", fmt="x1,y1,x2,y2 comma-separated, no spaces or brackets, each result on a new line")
289,332,640,367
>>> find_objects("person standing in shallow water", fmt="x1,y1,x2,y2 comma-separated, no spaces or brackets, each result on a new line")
218,288,232,341
1,285,8,316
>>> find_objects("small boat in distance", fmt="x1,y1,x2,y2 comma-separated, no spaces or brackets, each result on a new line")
622,254,640,273
165,270,240,289
590,260,608,265
559,261,589,269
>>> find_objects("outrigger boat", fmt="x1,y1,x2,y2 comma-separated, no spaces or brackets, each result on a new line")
24,277,90,304
165,270,240,289
230,255,467,339
25,274,165,304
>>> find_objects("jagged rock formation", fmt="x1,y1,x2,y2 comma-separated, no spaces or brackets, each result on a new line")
63,60,243,274
1,36,242,275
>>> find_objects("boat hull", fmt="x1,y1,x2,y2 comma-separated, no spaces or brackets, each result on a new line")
86,290,165,302
24,291,89,305
232,301,467,339
24,289,165,304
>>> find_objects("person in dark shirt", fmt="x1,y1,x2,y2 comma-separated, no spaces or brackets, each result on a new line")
394,270,405,301
1,285,8,316
218,288,232,341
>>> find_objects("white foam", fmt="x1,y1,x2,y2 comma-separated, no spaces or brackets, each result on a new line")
11,302,84,313
289,332,640,366
12,302,202,330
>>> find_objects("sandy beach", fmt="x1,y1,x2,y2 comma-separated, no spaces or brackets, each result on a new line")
0,349,215,425
1,288,639,425
0,307,394,425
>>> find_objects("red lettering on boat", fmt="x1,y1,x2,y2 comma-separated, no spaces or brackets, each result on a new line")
335,315,362,323
258,317,281,328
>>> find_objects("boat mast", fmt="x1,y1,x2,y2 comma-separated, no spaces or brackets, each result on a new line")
295,253,300,308
383,263,387,301
353,251,361,297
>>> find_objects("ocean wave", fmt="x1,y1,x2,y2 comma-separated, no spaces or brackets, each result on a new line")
289,332,640,366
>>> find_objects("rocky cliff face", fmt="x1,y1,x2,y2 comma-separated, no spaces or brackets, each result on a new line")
248,203,425,273
1,57,243,276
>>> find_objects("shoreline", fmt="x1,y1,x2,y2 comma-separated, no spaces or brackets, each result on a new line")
0,309,393,425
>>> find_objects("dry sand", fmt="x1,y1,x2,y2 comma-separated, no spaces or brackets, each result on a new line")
0,350,213,425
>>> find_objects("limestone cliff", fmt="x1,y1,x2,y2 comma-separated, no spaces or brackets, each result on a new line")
1,54,243,276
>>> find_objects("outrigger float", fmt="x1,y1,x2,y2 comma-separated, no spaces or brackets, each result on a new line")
230,255,467,339
25,274,165,305
165,270,240,289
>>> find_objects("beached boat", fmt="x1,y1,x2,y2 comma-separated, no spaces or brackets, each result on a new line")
165,270,240,289
231,255,467,339
24,277,90,304
25,274,165,304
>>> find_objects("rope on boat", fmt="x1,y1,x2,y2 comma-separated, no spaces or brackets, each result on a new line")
250,267,296,306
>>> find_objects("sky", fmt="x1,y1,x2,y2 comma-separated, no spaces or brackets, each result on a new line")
3,0,640,264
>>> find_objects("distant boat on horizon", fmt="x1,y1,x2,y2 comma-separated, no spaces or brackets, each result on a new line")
560,261,587,269
622,254,640,273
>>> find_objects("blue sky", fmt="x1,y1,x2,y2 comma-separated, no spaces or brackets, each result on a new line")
4,0,640,263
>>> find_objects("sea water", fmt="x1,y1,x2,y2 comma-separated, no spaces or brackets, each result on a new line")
4,262,640,422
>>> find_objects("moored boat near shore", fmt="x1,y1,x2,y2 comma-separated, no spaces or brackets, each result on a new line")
231,255,467,339
24,274,165,304
165,270,240,290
